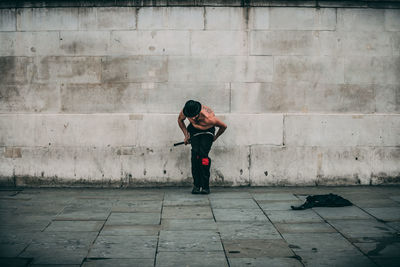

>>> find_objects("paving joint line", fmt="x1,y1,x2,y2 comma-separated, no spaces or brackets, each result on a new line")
24,258,35,266
209,195,231,267
312,205,380,267
81,210,113,267
16,243,32,260
41,201,72,232
252,193,306,267
154,191,165,267
351,202,400,264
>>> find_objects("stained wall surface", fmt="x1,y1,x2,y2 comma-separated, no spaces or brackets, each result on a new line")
0,3,399,186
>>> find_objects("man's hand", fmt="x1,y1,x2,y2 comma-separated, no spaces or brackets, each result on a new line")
178,110,191,145
212,116,227,142
184,134,190,145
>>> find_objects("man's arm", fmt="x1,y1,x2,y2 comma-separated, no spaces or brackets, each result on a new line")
212,117,227,142
177,110,190,145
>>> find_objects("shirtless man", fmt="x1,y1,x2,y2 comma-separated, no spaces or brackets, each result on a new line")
178,100,227,194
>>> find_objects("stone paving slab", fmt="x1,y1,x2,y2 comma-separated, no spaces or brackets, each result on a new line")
297,250,376,267
106,212,160,225
20,248,89,265
327,219,396,239
0,214,55,225
83,258,154,267
275,223,336,233
0,223,46,232
217,221,281,240
0,244,29,257
0,258,31,267
55,208,111,221
9,206,65,215
282,233,356,253
158,230,223,252
114,195,165,201
0,196,32,202
156,251,228,267
66,198,162,215
163,197,210,206
0,232,38,248
339,193,391,202
373,257,400,267
75,196,114,199
0,190,21,196
208,191,252,199
162,206,213,219
223,239,294,258
111,200,162,212
213,208,267,222
229,257,303,267
44,221,104,232
387,222,400,231
23,232,97,249
18,232,97,264
161,219,217,230
354,241,400,258
88,235,157,259
0,207,17,213
80,190,164,201
67,198,116,208
164,192,205,201
266,210,324,223
100,225,160,236
313,206,374,220
363,207,400,221
253,193,299,201
389,196,400,203
351,198,400,208
0,200,67,212
210,198,260,209
257,200,304,211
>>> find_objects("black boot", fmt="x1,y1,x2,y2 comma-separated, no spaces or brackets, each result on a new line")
201,188,210,195
191,186,201,194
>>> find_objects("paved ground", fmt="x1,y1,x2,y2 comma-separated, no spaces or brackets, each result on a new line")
0,186,400,267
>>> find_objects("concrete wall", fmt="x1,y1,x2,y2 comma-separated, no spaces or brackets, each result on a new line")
0,2,399,187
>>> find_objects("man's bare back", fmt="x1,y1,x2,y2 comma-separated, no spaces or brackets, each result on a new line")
186,105,216,130
178,104,227,145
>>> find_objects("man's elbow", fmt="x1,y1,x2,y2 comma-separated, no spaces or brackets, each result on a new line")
178,119,186,127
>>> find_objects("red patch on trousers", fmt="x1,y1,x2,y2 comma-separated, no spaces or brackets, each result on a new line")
201,158,209,166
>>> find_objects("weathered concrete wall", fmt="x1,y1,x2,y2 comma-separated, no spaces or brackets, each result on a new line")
0,2,399,187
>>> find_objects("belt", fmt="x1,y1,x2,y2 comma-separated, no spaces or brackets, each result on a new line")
192,132,215,138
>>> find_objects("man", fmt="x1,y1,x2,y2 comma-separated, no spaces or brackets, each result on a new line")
178,100,227,194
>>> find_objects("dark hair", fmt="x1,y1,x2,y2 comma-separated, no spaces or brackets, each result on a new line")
183,100,201,117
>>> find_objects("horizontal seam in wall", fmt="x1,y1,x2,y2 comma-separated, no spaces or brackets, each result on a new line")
0,145,399,148
2,5,400,9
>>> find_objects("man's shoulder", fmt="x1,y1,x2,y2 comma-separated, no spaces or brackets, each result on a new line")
202,105,214,116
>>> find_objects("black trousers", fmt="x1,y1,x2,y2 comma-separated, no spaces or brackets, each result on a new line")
187,124,215,189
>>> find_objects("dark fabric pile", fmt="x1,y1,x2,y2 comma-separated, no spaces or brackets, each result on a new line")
291,193,352,210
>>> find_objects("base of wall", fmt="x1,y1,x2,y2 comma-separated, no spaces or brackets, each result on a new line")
1,175,399,188
2,176,195,188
